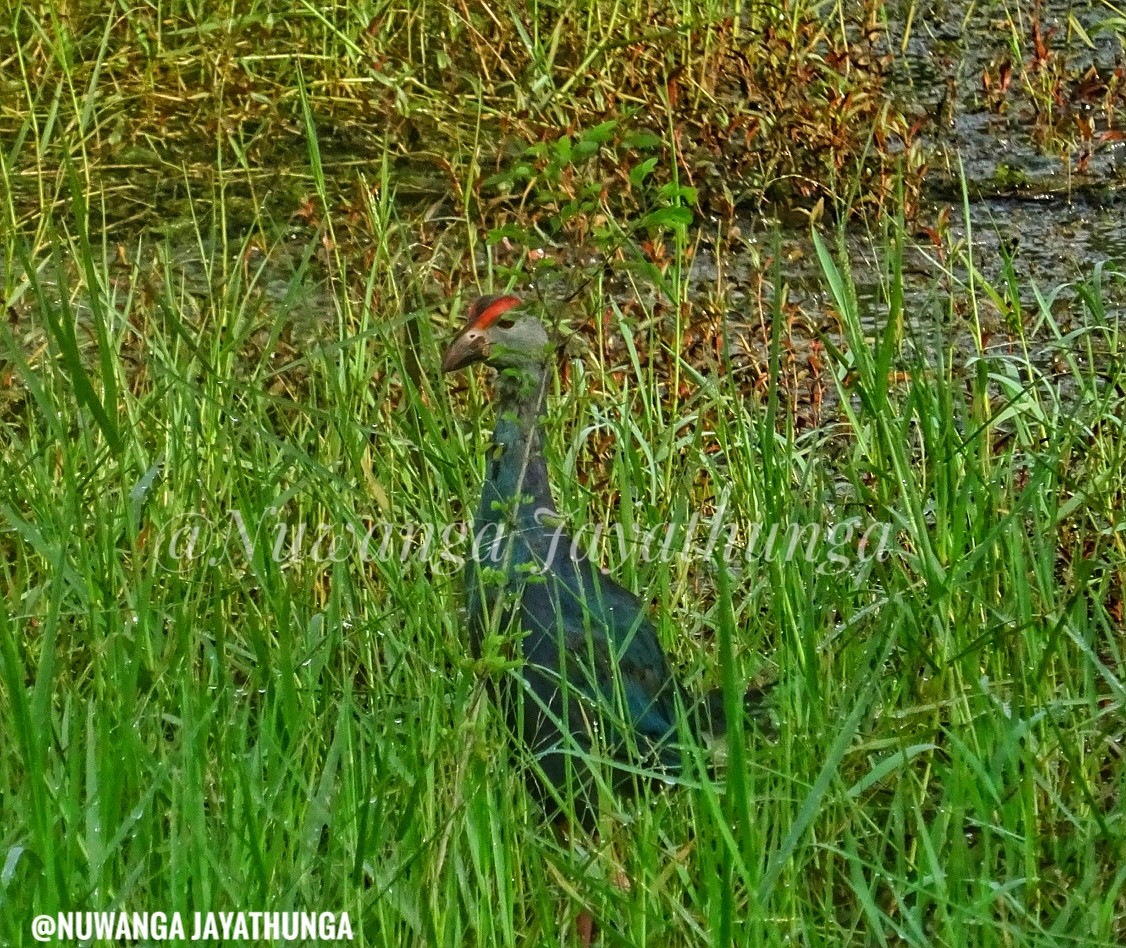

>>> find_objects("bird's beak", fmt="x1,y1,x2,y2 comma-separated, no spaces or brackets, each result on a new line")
441,330,487,374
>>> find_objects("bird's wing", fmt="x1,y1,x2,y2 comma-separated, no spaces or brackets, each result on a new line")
517,526,684,759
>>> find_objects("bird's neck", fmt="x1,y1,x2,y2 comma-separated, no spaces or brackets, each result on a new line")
479,364,556,525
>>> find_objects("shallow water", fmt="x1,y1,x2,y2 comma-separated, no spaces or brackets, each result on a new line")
700,0,1126,413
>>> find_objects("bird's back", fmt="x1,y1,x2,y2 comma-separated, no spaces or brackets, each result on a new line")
465,498,691,820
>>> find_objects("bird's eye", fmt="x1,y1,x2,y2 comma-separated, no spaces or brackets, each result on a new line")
495,317,516,330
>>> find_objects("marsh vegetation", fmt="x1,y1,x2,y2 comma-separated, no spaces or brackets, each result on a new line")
2,1,1125,944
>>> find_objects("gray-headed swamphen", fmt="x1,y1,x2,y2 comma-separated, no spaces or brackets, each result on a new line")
442,293,764,838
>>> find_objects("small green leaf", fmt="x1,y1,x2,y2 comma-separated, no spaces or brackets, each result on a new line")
582,119,618,144
629,157,659,187
657,182,698,205
624,131,662,150
486,224,529,244
639,206,694,230
574,138,601,159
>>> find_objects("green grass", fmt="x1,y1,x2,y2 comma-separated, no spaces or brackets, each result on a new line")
3,175,1125,944
2,1,1126,947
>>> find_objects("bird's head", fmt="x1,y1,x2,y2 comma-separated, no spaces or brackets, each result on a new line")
441,294,551,375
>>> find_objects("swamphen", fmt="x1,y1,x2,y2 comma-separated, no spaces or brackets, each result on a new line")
442,293,749,830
